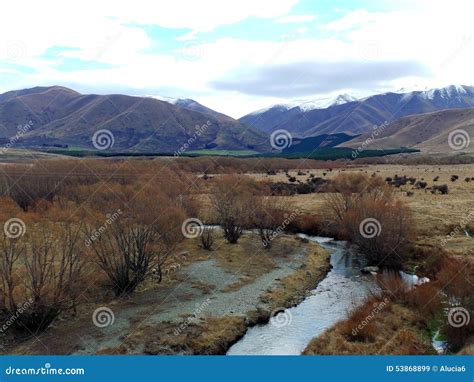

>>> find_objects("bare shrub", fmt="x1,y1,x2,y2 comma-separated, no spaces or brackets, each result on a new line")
324,174,414,268
84,181,186,296
210,176,256,244
251,196,287,249
200,226,215,250
86,221,164,296
0,223,85,334
436,257,474,352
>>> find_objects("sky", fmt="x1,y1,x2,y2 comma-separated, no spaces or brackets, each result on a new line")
1,0,473,118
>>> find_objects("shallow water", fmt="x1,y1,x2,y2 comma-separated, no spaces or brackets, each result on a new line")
227,235,377,355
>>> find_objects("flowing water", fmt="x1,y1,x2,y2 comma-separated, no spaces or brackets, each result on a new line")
227,235,377,355
227,234,432,355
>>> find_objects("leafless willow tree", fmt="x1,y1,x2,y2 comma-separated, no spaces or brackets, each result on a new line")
251,196,287,249
85,220,173,296
0,223,85,333
210,176,255,244
200,226,215,250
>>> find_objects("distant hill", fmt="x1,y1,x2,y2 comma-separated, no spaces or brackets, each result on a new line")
240,85,474,138
0,86,269,153
340,108,474,153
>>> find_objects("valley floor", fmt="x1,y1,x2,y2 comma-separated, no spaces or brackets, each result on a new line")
3,235,329,355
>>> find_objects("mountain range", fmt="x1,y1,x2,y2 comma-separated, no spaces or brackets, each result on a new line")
0,85,472,155
239,85,474,138
0,86,268,153
341,108,474,154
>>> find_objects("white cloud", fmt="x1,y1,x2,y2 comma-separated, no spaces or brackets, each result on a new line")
275,15,316,24
1,0,473,118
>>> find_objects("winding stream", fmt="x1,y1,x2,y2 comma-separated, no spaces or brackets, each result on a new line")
227,235,377,355
227,234,432,355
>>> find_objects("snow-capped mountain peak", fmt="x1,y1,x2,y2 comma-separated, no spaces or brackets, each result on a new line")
297,94,357,111
146,95,179,104
420,84,469,100
250,94,358,115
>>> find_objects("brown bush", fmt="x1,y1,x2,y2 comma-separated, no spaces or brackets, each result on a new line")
200,226,215,250
210,176,258,244
85,186,185,296
0,223,85,334
436,257,474,352
250,196,288,249
338,295,387,342
285,214,323,236
324,174,414,268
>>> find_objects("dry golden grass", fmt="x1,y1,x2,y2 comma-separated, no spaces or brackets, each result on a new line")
303,301,435,355
263,241,330,310
171,234,310,287
100,316,247,355
250,164,474,259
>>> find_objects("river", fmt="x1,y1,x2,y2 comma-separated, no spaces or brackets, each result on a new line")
227,235,377,355
227,233,431,355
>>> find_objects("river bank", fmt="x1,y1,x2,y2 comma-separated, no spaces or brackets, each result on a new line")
2,233,330,355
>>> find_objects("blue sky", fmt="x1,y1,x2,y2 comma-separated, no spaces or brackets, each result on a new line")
1,0,473,117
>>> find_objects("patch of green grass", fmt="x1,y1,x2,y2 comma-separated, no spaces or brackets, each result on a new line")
185,149,258,157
